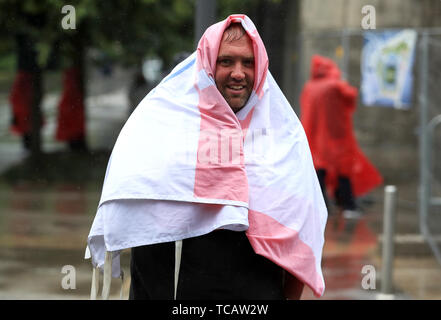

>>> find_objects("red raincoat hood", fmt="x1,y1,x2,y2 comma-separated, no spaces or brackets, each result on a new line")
310,55,341,80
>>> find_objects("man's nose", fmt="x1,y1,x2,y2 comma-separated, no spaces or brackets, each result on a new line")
230,63,245,81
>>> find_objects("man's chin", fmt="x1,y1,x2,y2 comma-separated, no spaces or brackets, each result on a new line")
226,98,246,113
229,104,245,113
231,107,244,113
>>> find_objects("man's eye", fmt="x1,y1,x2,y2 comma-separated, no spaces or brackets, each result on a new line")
243,59,254,67
219,59,231,66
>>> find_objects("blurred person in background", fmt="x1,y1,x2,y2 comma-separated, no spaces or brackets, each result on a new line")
300,55,383,219
55,32,88,152
9,33,42,151
55,66,88,152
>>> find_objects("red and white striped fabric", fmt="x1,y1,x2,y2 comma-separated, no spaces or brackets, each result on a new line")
86,14,327,297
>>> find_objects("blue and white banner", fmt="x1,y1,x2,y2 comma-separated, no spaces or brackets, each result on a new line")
361,29,417,109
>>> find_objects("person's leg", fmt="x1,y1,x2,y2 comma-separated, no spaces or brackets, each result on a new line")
316,169,329,209
22,133,31,150
336,176,363,219
177,230,284,299
129,241,175,300
68,136,88,152
336,176,357,211
130,231,285,300
176,231,234,299
232,232,285,299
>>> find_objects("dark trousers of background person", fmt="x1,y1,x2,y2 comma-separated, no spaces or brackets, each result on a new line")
316,168,357,212
129,230,285,300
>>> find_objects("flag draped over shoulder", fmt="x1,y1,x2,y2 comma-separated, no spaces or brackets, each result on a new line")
86,15,328,297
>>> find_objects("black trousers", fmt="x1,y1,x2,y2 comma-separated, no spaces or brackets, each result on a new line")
129,230,285,300
316,169,357,211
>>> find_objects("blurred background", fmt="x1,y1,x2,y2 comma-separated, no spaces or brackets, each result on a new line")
0,0,440,300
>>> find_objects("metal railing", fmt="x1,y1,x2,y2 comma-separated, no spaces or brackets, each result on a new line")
419,30,441,264
297,28,441,267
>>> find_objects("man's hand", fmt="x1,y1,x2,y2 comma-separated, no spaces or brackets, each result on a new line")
284,271,304,300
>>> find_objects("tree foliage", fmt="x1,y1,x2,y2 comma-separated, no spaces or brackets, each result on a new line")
0,0,195,70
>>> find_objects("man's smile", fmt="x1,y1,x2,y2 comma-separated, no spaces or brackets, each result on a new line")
226,84,248,94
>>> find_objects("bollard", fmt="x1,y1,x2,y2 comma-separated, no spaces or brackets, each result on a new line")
381,185,397,295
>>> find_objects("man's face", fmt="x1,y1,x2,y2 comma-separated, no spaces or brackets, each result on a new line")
215,32,255,113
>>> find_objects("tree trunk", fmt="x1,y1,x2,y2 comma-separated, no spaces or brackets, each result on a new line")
30,69,43,159
16,33,43,159
247,0,301,106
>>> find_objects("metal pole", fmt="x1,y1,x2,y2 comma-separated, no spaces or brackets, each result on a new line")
425,115,441,266
194,0,217,47
418,31,429,238
417,33,441,267
381,185,397,295
341,29,350,81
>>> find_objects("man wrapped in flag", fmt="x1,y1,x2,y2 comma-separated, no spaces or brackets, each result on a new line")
86,14,328,300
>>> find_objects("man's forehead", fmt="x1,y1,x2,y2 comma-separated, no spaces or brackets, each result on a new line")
221,23,248,42
219,31,254,54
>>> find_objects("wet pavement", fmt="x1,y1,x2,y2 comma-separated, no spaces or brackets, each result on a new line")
0,183,130,299
3,179,441,300
1,67,441,300
302,184,441,300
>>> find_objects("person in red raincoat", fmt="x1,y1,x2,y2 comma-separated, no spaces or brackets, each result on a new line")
300,55,382,217
9,32,45,151
9,71,34,150
55,67,87,151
